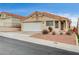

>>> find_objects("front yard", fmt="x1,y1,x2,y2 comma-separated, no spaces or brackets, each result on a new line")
31,33,77,45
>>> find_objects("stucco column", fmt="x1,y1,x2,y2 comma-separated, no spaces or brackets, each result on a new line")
66,20,68,31
64,21,66,29
53,20,55,29
59,21,61,30
41,16,46,30
63,21,65,30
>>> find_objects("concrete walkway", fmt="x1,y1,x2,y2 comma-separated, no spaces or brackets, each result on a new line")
0,32,79,53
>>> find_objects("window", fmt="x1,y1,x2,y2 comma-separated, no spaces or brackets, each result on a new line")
55,21,59,28
46,21,53,26
0,14,7,18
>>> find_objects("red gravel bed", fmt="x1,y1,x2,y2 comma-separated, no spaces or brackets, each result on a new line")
31,33,76,45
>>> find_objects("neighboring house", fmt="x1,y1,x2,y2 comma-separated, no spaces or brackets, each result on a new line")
21,12,71,32
0,12,26,31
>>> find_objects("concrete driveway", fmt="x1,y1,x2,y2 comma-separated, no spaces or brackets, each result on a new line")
0,31,38,37
20,31,40,36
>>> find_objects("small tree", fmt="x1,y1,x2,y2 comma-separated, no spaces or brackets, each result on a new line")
48,27,53,32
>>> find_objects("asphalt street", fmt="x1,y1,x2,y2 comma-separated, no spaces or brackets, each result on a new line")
0,36,78,55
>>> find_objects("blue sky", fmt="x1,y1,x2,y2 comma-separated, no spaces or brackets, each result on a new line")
0,3,78,26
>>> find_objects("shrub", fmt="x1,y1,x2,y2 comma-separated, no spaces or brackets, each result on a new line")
42,30,48,34
60,32,63,35
48,27,53,32
52,32,56,35
67,29,73,35
72,27,77,34
65,29,73,35
66,31,71,35
68,29,73,33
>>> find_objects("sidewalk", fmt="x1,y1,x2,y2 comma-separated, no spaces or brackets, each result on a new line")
0,32,79,53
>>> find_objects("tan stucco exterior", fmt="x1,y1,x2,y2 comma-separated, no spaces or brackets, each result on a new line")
22,12,70,32
0,12,25,31
0,17,21,27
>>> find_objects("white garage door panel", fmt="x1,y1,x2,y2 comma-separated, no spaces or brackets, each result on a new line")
22,22,42,31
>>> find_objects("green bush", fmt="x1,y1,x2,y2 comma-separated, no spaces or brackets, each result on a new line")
68,29,73,33
48,27,53,32
66,29,72,35
66,31,71,35
42,30,49,34
52,32,56,35
60,32,63,35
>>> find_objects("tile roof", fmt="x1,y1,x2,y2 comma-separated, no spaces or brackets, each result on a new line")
0,12,26,21
24,11,71,22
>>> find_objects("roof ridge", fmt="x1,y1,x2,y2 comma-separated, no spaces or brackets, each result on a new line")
24,11,71,23
28,11,69,20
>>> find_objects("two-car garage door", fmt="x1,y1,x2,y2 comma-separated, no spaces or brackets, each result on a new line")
22,22,42,31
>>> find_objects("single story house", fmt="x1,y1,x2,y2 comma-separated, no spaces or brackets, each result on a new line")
0,12,26,31
21,12,71,32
